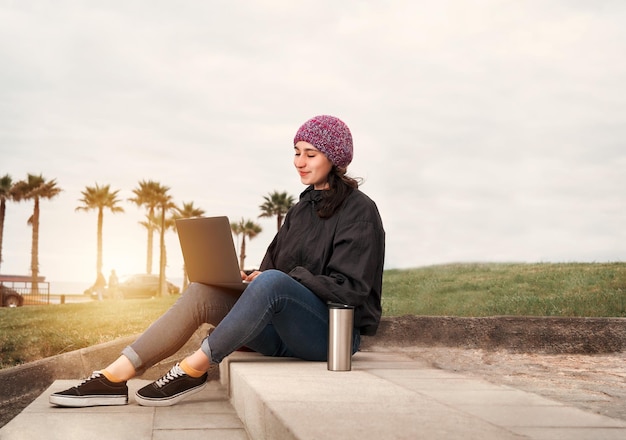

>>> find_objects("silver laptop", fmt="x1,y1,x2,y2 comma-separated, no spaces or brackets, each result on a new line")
175,216,248,292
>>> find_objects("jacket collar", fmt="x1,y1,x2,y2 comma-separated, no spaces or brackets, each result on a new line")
299,185,324,204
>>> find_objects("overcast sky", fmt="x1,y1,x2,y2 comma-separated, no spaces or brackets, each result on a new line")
1,0,625,285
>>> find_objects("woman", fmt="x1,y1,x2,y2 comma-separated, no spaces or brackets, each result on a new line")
50,115,385,407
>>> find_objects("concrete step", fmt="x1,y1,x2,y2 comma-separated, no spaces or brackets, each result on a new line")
220,351,626,440
3,350,626,440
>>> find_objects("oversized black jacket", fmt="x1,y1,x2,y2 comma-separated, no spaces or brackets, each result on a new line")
259,185,385,336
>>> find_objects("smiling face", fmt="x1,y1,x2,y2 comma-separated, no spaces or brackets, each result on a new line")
294,141,334,189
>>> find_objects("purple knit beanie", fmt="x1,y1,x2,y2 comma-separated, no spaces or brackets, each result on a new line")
293,115,353,168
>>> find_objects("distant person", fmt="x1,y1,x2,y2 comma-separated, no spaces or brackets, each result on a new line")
94,272,106,302
50,115,385,408
108,270,119,299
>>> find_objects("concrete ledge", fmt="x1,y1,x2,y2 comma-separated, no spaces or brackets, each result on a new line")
364,315,626,353
2,316,625,428
219,350,626,440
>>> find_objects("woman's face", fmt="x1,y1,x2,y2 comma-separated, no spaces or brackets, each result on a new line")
294,141,334,190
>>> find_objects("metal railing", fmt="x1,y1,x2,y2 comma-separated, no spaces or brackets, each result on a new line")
0,275,51,306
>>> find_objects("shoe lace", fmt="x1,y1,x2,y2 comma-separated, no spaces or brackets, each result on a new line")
78,371,103,386
155,364,186,388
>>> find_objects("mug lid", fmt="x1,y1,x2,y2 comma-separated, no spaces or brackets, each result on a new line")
327,302,354,309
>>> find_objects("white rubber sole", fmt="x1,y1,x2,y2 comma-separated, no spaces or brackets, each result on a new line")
49,394,128,407
134,382,207,407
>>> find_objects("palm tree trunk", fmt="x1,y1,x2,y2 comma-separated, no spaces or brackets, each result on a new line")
96,208,104,275
182,265,189,290
147,207,154,274
30,197,40,294
0,199,6,271
158,205,167,296
146,228,153,274
239,235,246,270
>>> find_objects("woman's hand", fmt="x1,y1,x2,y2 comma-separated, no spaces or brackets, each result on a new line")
241,270,262,282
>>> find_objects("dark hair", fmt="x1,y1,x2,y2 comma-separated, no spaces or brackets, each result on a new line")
316,166,360,219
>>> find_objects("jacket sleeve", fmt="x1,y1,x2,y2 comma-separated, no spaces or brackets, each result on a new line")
288,217,384,307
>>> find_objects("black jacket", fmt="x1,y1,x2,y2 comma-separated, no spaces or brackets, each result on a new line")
259,186,385,335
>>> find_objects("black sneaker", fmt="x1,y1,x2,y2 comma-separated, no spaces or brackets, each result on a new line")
49,371,128,407
135,363,208,407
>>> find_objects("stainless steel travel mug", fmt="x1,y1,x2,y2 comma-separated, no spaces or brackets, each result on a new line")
327,303,354,371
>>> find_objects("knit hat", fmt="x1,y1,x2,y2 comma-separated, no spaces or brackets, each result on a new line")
293,115,353,168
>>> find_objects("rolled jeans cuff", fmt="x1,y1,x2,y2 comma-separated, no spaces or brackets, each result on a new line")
121,345,144,372
201,337,214,364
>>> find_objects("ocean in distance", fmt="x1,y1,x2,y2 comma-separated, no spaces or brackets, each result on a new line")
49,278,185,295
49,281,92,295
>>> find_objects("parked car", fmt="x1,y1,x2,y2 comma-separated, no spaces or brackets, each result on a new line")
85,274,180,299
1,284,24,307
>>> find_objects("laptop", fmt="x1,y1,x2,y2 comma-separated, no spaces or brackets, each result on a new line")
175,216,248,292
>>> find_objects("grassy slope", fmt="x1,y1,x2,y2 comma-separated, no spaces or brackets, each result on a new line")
1,263,625,368
383,262,626,317
0,296,178,368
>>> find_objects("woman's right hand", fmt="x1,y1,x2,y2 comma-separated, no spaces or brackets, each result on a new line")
241,270,262,283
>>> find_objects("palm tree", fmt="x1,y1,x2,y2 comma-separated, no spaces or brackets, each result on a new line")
259,191,295,232
138,212,162,251
153,186,174,296
129,180,166,275
12,174,62,289
175,201,206,220
75,183,124,280
173,201,205,289
146,209,177,295
231,218,262,270
0,174,16,272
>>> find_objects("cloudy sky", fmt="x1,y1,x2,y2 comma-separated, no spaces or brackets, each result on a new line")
1,0,625,285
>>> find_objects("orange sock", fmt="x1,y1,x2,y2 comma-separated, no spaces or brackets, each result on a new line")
180,359,205,378
101,369,124,383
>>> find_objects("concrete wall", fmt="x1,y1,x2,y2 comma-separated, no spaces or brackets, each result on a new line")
364,315,626,353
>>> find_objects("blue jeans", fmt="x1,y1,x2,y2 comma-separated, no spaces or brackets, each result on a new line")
122,270,360,372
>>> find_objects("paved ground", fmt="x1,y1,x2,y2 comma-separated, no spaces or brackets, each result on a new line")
2,380,249,440
391,346,626,421
2,348,625,439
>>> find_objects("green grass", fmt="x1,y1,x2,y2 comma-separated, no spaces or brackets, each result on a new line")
0,296,178,369
383,262,626,317
1,263,625,369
